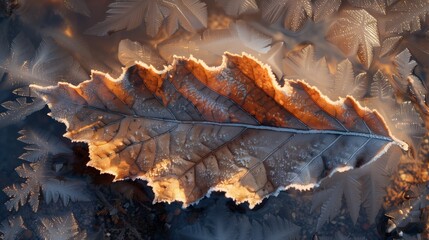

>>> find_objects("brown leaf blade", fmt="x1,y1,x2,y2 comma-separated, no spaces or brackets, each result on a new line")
31,53,407,208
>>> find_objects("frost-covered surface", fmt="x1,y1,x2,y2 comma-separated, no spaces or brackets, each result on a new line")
38,213,87,240
0,216,26,240
174,198,300,240
0,0,429,239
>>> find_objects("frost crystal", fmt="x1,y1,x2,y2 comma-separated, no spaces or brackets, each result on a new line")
0,216,26,240
38,213,86,240
327,10,380,68
3,163,90,212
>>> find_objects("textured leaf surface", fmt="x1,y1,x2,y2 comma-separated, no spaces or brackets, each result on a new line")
32,53,406,208
327,10,380,68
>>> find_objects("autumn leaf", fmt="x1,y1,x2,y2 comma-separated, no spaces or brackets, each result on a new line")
326,10,380,68
31,53,407,208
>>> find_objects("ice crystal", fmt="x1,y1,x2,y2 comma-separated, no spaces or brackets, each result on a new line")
327,10,380,68
38,213,86,240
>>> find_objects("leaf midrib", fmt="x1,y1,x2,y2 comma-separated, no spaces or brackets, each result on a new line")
82,105,394,143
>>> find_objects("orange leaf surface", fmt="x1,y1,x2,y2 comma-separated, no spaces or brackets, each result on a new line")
31,53,407,208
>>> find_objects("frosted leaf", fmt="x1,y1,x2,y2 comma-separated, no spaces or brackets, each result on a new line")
85,0,164,37
118,39,166,69
385,0,429,34
160,0,207,36
18,128,72,162
0,216,26,240
379,36,403,57
0,97,45,128
347,0,386,15
215,0,258,17
32,53,407,208
312,170,362,230
38,213,86,240
261,0,312,31
313,0,341,23
326,10,380,68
